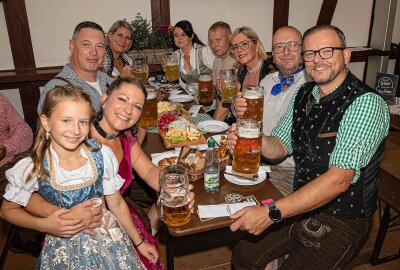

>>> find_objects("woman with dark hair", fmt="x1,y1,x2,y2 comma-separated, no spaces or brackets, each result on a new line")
173,20,214,85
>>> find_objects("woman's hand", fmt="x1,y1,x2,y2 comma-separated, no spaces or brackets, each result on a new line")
233,92,246,116
120,66,133,77
137,241,159,264
63,200,103,235
40,208,86,238
226,123,238,151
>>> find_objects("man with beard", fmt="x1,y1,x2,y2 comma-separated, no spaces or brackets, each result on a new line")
38,21,112,114
228,25,389,269
208,21,237,122
234,26,310,196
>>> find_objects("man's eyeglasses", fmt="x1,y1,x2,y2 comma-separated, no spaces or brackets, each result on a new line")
230,40,254,54
302,47,345,62
272,42,302,54
173,33,187,38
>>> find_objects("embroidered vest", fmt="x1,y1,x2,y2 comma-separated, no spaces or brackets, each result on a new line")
38,140,104,209
291,72,385,218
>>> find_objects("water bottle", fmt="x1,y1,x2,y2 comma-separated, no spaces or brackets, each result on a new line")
204,137,220,192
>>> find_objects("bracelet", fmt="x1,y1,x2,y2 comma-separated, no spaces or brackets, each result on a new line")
134,238,145,247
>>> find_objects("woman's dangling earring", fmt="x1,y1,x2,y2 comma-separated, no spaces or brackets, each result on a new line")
45,131,50,140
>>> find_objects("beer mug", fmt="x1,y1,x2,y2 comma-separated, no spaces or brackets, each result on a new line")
220,69,238,104
138,86,158,128
198,73,214,105
241,86,264,122
232,119,262,174
163,53,180,83
158,164,191,227
132,58,148,85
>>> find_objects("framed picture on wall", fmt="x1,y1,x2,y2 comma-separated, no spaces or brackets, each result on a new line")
375,72,398,101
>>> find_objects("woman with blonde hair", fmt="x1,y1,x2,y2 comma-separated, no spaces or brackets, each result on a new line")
230,26,271,87
104,20,135,77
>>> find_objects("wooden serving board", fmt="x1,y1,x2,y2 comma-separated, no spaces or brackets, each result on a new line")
159,131,207,149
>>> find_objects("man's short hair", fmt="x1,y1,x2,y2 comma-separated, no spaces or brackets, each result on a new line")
209,21,232,34
72,21,104,39
303,24,346,47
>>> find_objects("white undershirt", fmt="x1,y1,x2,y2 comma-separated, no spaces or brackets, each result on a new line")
86,80,102,95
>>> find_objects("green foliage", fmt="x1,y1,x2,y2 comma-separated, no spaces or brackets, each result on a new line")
131,13,173,51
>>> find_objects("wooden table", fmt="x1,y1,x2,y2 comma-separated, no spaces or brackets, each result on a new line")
141,133,282,269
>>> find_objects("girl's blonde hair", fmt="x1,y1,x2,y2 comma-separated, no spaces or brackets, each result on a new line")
230,26,267,60
28,85,95,181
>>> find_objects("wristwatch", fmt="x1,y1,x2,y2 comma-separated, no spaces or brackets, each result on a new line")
262,199,282,223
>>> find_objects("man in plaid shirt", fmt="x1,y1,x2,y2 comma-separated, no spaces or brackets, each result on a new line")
227,25,389,269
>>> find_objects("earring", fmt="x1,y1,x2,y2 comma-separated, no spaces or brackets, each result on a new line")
45,131,50,140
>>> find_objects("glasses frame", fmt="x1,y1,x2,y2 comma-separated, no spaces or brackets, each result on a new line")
272,41,302,54
230,39,254,54
302,47,345,62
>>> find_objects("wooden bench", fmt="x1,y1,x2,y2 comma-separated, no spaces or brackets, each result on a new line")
369,169,400,265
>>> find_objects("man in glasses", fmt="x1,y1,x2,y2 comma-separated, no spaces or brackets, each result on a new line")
228,25,389,269
234,26,309,197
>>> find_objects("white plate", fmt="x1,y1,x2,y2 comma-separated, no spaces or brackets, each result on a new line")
197,120,229,133
224,170,266,186
151,152,180,166
168,94,194,103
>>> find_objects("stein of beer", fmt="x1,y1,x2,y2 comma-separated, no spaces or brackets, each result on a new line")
232,120,262,174
241,86,264,122
158,164,191,227
163,53,180,83
138,86,158,128
132,58,148,85
198,73,214,105
220,69,238,104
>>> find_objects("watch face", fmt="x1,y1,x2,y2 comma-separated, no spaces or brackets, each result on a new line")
269,207,282,222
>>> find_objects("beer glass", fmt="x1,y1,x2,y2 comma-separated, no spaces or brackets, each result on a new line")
241,86,264,122
158,164,191,227
198,73,214,105
132,58,148,85
220,69,238,104
163,53,180,83
138,86,158,128
232,120,262,174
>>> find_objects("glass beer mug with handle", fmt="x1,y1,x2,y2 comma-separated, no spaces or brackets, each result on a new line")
241,86,264,122
198,73,214,105
232,119,262,174
132,57,148,85
162,53,180,83
158,164,191,227
220,69,239,104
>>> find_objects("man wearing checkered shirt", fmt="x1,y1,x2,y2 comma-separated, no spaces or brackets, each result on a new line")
228,25,390,269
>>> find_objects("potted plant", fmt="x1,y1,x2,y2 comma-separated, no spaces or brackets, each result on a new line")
128,13,173,64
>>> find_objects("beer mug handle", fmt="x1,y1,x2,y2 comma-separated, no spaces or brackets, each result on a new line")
157,194,165,221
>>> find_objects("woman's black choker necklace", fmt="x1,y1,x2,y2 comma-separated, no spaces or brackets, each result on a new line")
93,120,119,140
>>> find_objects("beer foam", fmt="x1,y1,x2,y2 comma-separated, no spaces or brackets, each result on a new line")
147,91,157,99
199,74,212,81
236,127,260,138
243,91,263,99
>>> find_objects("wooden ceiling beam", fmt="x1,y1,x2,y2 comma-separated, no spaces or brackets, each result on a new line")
317,0,338,25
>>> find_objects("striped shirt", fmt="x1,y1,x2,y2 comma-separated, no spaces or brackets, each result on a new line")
271,82,390,183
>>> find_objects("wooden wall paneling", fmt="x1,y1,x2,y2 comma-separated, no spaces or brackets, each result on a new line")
150,0,170,26
273,0,289,34
2,0,36,73
316,0,338,25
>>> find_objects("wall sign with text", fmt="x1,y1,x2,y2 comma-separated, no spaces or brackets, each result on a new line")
375,72,398,101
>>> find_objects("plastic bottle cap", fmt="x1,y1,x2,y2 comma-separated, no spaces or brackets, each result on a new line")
207,137,216,147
